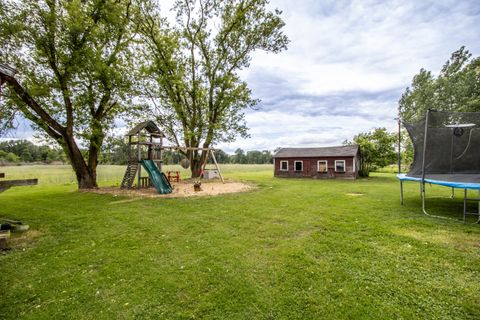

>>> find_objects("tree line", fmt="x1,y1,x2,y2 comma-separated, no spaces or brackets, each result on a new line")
102,137,273,165
0,140,65,164
161,148,272,165
0,138,274,166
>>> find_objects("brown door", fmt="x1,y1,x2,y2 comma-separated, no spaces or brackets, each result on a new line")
303,160,310,177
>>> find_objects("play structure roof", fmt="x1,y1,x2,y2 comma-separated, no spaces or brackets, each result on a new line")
274,145,359,158
127,121,164,137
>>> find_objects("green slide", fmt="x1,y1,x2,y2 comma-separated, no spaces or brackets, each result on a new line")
140,160,172,194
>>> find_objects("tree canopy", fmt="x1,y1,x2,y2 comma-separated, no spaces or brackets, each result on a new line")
344,128,397,177
0,0,143,188
140,0,288,177
399,47,480,122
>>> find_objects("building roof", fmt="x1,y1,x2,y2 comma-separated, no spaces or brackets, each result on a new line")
274,145,359,158
126,121,164,137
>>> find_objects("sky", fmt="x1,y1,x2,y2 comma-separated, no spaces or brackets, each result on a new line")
5,0,480,153
219,0,480,152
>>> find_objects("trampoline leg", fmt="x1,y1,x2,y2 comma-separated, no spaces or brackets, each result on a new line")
450,187,455,199
463,189,467,224
477,190,480,224
400,180,404,205
421,183,427,216
420,182,457,221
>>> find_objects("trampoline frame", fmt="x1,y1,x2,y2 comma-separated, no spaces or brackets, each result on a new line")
398,110,480,223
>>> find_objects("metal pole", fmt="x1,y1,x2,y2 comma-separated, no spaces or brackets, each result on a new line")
398,117,403,205
422,182,426,215
450,129,454,174
400,180,404,205
421,110,430,182
398,117,401,174
477,190,480,223
421,110,430,216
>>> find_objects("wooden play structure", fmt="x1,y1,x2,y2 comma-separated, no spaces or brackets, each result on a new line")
120,121,224,193
121,121,165,190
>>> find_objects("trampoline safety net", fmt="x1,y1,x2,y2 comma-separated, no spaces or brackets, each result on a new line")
405,110,480,180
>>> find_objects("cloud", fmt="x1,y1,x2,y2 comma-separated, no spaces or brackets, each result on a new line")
219,0,480,153
5,0,480,155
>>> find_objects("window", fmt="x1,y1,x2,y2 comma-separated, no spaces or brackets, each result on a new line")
280,160,288,171
335,160,346,172
317,160,328,173
294,161,303,171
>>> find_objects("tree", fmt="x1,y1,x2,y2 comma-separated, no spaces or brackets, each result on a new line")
345,128,397,177
246,150,262,164
399,47,480,122
233,148,247,164
261,150,273,164
210,149,230,164
0,0,143,188
101,136,129,165
140,0,288,177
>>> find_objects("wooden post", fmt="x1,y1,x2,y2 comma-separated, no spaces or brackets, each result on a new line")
201,150,210,176
137,132,141,189
210,150,225,183
158,135,163,172
128,136,132,160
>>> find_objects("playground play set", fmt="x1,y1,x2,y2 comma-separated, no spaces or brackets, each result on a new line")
120,121,224,194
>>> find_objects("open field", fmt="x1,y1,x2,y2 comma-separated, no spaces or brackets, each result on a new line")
1,165,480,319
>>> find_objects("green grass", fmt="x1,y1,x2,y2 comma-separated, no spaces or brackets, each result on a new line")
0,164,271,186
1,165,480,319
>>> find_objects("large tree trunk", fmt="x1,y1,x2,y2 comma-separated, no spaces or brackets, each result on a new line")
190,158,203,178
1,73,98,189
62,135,98,189
188,149,209,178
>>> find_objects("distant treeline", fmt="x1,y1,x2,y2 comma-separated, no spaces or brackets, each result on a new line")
162,148,273,165
1,139,274,165
102,137,274,165
0,140,66,164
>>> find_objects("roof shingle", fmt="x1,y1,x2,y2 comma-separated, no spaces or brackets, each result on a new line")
274,145,359,158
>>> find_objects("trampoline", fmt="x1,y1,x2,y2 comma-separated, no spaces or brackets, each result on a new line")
398,110,480,223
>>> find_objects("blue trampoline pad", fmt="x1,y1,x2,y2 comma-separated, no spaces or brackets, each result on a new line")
397,173,480,190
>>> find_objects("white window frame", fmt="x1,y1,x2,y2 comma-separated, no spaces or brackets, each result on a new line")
317,160,328,173
294,160,303,172
335,160,346,172
280,160,289,171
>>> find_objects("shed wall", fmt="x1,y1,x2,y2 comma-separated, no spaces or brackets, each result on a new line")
274,156,358,179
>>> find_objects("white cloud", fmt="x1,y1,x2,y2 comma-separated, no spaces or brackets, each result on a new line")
229,0,480,152
6,0,480,154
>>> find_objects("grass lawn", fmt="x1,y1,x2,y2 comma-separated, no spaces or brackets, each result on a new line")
1,165,480,319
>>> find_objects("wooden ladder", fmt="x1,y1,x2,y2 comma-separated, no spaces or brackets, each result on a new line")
121,161,138,189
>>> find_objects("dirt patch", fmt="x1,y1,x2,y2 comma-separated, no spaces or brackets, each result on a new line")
89,180,255,199
346,193,365,196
